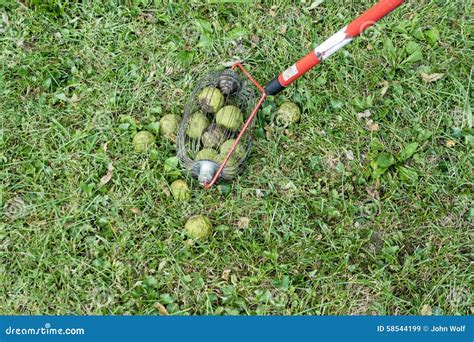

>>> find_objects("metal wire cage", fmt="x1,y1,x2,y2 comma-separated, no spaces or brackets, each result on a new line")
177,69,257,184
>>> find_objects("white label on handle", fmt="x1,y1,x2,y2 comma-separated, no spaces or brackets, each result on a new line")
314,26,353,60
282,64,299,82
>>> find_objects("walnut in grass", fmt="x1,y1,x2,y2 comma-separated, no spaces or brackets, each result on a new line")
220,139,246,159
185,215,212,239
159,114,181,142
197,87,224,113
195,148,218,161
170,179,191,201
216,105,243,131
186,111,209,139
201,125,226,148
133,131,155,153
275,102,300,126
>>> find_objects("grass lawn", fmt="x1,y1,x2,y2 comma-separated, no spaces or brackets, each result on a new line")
1,0,472,315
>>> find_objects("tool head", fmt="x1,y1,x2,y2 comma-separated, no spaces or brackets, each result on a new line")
177,67,258,186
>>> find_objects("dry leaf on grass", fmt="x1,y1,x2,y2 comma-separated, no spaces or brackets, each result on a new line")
366,120,380,132
70,93,80,103
421,73,444,83
283,181,296,191
139,12,156,24
221,60,242,68
445,140,456,147
357,110,372,120
130,207,142,215
284,129,295,138
366,183,380,199
250,35,260,43
269,6,277,17
221,269,231,281
420,304,432,316
237,217,250,229
158,181,171,197
99,163,114,185
264,124,275,140
155,302,169,316
380,80,389,97
306,0,324,10
345,150,355,161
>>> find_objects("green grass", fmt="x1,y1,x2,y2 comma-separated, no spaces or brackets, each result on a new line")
0,0,472,315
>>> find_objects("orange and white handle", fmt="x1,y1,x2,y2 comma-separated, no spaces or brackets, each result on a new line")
204,0,405,188
265,0,405,95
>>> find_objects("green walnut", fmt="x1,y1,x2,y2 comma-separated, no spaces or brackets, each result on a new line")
215,153,238,168
170,179,191,201
186,111,209,139
185,215,212,239
202,126,226,148
159,114,181,141
133,131,155,153
276,102,301,126
220,139,246,159
195,148,218,161
216,105,243,131
197,87,224,113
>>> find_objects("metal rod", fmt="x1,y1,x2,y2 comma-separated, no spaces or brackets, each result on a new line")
204,92,267,189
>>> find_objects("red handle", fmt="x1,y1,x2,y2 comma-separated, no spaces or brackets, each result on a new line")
207,0,406,188
264,0,405,95
346,0,405,37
